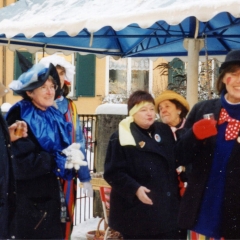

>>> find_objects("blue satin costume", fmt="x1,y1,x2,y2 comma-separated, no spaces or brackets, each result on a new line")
55,96,91,182
7,99,75,180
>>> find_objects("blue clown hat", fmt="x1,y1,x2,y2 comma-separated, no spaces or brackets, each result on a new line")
9,63,61,98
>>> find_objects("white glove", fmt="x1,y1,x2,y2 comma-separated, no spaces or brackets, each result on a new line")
71,148,87,170
62,143,87,170
62,143,75,169
62,147,73,169
62,143,81,154
82,182,93,197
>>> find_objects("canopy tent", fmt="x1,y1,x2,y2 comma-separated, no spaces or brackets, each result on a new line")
0,0,239,59
0,0,240,106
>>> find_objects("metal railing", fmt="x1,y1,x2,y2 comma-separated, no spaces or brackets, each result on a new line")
74,114,97,225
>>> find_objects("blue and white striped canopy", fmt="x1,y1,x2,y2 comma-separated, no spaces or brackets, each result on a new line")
0,0,239,61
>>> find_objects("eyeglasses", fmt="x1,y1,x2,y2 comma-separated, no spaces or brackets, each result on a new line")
39,85,58,93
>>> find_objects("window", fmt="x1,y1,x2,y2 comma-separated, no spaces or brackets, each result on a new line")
168,58,186,88
105,56,153,101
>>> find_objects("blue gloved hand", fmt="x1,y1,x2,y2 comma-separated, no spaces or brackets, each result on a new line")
82,181,93,198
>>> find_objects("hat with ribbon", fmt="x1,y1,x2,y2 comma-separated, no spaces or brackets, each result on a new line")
154,90,190,113
39,55,75,85
219,50,240,73
9,63,60,98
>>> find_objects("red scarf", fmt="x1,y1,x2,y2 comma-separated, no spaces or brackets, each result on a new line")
218,108,240,140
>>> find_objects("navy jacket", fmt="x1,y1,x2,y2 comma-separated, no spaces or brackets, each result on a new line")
0,114,15,239
104,121,180,236
177,98,240,239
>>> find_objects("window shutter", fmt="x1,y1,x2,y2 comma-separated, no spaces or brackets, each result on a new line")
168,58,185,86
14,51,33,80
75,54,96,97
13,51,33,95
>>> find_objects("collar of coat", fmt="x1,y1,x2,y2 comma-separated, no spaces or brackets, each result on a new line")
129,121,175,162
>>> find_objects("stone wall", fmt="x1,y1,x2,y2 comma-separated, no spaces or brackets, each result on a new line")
95,114,126,172
93,105,127,217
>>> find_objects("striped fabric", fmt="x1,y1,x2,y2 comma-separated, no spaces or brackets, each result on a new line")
61,99,78,240
188,230,224,240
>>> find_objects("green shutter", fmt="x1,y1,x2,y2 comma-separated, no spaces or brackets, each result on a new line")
75,54,96,97
168,58,185,86
14,51,33,79
13,51,33,95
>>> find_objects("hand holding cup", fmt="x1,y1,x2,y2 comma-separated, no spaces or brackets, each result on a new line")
8,120,28,142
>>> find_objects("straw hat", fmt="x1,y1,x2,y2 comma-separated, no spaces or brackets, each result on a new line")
155,90,190,113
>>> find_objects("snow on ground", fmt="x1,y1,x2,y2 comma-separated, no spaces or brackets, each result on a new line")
72,149,102,239
71,217,105,240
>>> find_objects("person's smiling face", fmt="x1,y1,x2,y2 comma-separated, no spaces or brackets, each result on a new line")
158,100,181,127
26,79,56,111
223,68,240,103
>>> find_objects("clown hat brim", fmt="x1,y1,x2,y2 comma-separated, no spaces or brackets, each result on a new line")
9,63,61,97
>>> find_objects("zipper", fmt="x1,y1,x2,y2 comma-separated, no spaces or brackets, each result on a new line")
34,211,47,230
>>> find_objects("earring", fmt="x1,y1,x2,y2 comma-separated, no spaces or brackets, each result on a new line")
178,111,181,115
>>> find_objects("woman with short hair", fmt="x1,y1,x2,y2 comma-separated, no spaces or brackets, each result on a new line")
155,90,190,196
6,63,86,239
39,55,92,239
104,90,186,239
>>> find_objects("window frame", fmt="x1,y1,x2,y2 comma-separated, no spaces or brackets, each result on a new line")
105,56,153,98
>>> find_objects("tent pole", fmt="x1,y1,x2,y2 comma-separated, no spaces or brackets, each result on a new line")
184,38,204,109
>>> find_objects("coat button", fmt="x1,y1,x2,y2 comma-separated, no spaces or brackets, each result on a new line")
167,192,171,196
57,169,61,172
11,236,15,239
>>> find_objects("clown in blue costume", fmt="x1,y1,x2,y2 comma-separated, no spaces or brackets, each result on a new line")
6,63,87,239
8,99,74,179
40,55,92,239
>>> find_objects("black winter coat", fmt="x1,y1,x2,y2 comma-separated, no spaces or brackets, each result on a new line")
104,122,181,236
0,114,15,239
177,99,240,239
6,106,64,239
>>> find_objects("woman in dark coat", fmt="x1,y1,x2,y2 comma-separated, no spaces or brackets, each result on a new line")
0,114,27,239
39,55,92,239
6,63,87,239
177,49,240,239
104,90,186,239
155,90,190,196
